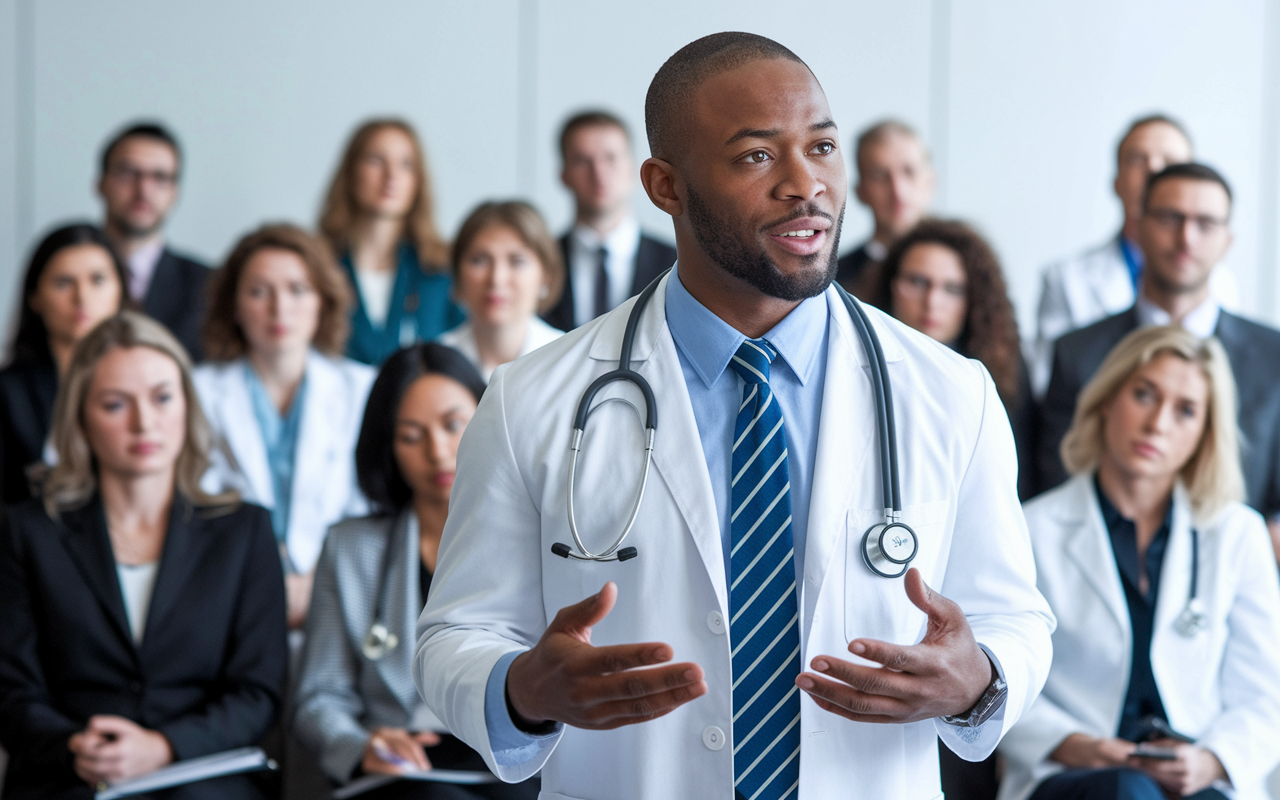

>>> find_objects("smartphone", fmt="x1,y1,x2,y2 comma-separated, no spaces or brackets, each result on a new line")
1132,743,1179,761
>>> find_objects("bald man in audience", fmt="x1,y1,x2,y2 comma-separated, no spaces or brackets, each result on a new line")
835,120,936,301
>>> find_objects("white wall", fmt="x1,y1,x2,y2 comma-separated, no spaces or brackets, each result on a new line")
4,0,1279,345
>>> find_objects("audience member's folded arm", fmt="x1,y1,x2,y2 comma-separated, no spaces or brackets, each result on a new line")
0,509,83,771
157,512,287,759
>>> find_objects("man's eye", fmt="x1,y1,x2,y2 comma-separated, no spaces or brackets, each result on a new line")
814,142,835,155
746,151,770,164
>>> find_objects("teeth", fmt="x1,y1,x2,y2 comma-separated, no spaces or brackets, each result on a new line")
779,229,816,238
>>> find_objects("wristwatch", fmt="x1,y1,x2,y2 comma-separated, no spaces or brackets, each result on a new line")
940,670,1008,729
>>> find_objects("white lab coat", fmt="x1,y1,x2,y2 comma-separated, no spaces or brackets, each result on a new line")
999,474,1280,800
193,351,376,574
415,274,1054,800
1030,237,1239,396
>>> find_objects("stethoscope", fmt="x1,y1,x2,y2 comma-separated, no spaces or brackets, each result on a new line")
362,522,405,661
550,271,919,579
1173,527,1207,638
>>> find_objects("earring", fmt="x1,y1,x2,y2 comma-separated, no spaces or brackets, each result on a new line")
539,286,550,300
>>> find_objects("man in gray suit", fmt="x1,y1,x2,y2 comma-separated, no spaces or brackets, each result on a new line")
1037,162,1280,559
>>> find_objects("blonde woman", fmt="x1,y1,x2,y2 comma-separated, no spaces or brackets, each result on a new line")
0,312,286,799
437,201,564,382
319,119,464,365
999,326,1280,800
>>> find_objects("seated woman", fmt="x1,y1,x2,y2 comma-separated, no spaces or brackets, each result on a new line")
319,119,464,365
293,343,537,798
1,222,128,504
0,312,287,799
194,224,376,629
999,326,1280,800
437,201,564,381
874,218,1036,499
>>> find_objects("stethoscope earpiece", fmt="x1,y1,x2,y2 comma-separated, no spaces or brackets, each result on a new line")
861,522,919,578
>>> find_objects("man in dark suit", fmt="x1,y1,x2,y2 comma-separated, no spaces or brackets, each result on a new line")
98,122,209,360
541,110,676,332
1038,162,1280,556
836,120,936,301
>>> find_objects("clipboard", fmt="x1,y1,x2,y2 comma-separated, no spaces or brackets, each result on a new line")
94,746,275,799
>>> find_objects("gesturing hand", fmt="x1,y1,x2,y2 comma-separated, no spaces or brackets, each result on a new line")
506,581,707,730
796,568,993,723
68,715,173,787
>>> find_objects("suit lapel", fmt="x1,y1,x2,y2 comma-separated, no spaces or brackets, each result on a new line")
630,236,672,296
377,511,421,712
142,250,178,323
59,499,135,651
139,496,206,644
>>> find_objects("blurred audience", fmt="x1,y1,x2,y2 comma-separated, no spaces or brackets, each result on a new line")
319,119,464,365
294,342,537,798
837,120,936,301
540,110,675,331
1032,115,1238,394
97,122,210,360
0,312,286,799
194,224,375,630
1037,163,1280,561
874,218,1036,499
1,223,129,504
1002,326,1280,800
438,202,565,381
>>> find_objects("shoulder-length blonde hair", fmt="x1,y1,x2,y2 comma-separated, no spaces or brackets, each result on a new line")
450,200,565,315
43,312,237,516
1060,325,1243,521
318,118,449,270
203,223,353,362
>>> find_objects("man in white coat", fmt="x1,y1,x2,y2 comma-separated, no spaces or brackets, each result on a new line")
1030,115,1237,395
416,33,1054,800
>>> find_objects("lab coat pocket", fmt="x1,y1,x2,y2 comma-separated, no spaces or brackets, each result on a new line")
843,502,948,644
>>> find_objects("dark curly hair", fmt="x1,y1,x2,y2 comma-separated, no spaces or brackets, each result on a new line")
874,218,1023,409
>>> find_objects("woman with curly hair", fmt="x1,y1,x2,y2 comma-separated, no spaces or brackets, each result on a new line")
873,218,1036,499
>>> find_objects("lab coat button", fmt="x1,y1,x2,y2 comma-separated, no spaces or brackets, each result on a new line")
702,726,726,751
707,610,725,634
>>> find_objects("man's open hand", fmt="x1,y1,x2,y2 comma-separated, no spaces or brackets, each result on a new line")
796,568,993,723
506,582,707,730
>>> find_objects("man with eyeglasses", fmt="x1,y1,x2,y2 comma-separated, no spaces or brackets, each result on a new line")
1030,115,1239,396
1037,162,1280,560
97,122,209,360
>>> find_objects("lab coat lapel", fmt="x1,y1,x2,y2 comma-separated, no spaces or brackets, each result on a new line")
803,290,879,648
220,364,274,507
1062,476,1128,634
289,351,339,571
1151,485,1195,666
590,274,729,612
59,499,135,653
1089,238,1136,312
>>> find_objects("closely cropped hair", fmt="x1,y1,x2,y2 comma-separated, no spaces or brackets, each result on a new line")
100,121,183,179
356,343,486,514
855,119,928,178
450,201,565,315
1061,326,1243,522
1116,113,1192,166
318,118,449,269
43,312,237,516
8,222,131,366
203,223,353,361
875,218,1023,408
559,110,631,160
1143,161,1233,213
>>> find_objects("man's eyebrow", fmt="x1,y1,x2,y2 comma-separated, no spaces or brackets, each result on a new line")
725,118,838,146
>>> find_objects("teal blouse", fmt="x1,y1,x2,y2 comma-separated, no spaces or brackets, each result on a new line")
244,363,308,548
342,244,465,365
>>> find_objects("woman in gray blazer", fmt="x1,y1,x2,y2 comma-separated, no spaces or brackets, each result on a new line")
293,343,537,799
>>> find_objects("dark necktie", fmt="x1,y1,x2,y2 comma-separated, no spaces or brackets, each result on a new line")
593,245,610,319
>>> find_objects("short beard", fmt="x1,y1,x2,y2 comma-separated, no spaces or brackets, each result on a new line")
685,184,842,302
109,212,164,240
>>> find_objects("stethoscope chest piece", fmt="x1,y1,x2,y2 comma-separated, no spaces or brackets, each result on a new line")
861,521,918,579
1174,598,1208,638
362,622,399,661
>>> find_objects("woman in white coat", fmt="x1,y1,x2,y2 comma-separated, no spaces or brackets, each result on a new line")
436,201,564,382
194,224,375,629
999,325,1280,800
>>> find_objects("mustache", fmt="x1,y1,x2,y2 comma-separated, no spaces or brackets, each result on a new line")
758,203,836,233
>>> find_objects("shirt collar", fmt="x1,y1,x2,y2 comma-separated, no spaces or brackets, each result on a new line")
572,215,640,255
1135,290,1221,338
665,264,826,389
126,238,166,300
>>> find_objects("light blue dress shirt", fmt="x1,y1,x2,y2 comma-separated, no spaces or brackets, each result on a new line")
244,363,307,548
482,267,830,759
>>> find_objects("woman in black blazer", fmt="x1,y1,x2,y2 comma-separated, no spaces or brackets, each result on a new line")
1,223,129,505
0,312,287,799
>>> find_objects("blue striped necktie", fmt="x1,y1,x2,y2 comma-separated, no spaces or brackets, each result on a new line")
728,338,801,800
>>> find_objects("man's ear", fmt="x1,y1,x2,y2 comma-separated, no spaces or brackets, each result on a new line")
640,157,683,218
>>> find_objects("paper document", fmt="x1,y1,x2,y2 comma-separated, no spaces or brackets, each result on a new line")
95,746,275,799
333,769,499,799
